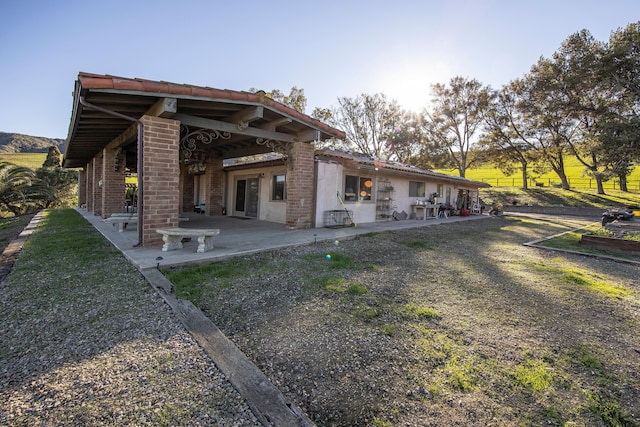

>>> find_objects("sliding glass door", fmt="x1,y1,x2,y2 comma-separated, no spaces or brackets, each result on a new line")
235,177,259,217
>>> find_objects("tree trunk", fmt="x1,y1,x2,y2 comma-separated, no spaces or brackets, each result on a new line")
595,176,605,195
521,161,528,190
618,173,628,192
556,170,570,190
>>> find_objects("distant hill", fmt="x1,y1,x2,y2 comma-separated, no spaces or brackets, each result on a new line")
0,132,65,153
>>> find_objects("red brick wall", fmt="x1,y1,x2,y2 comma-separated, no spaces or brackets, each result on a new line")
101,147,126,218
180,164,195,213
85,161,93,212
204,157,223,216
141,116,180,248
78,169,86,208
285,142,315,229
92,155,103,216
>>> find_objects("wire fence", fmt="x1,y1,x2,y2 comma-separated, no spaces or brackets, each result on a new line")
479,177,640,190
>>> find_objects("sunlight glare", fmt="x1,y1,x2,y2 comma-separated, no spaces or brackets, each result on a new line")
373,59,452,112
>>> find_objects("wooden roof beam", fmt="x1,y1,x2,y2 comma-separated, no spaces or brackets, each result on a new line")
258,117,292,132
105,123,138,150
175,113,299,143
145,97,177,118
227,106,264,130
296,129,321,142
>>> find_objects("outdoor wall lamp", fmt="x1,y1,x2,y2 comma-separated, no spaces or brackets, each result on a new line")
98,179,103,188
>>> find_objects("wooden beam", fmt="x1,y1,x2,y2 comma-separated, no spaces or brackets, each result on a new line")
105,123,138,150
296,129,321,142
174,113,299,143
258,117,292,131
145,97,177,118
103,100,179,151
227,106,263,127
222,144,273,159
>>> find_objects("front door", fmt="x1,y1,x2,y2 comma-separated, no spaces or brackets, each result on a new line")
235,178,259,217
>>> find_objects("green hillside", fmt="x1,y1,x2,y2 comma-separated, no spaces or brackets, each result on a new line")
438,156,640,191
0,153,47,169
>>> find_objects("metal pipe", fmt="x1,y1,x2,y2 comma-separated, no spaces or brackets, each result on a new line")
79,96,144,247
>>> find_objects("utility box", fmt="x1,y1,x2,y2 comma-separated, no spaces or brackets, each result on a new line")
323,210,354,228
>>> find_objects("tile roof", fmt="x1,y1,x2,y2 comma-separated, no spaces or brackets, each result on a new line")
76,72,345,139
315,148,490,188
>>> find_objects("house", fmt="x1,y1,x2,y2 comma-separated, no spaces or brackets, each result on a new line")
64,72,488,248
220,148,489,227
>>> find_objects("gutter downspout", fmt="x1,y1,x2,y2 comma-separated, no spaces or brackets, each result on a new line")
79,97,144,247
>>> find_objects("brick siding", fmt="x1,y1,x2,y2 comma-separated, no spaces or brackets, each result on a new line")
101,147,127,217
141,116,180,247
91,155,102,216
204,157,224,216
285,142,315,229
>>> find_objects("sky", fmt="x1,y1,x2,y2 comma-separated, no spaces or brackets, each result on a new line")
1,0,639,139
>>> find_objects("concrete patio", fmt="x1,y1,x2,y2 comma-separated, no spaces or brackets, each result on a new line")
79,208,491,270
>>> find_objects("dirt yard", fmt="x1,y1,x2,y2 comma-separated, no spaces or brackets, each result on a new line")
187,215,639,426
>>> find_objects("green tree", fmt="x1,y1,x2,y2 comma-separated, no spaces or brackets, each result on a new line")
0,162,54,215
42,146,62,167
421,76,492,177
35,166,78,208
510,58,579,190
326,93,405,159
385,110,424,163
481,85,539,189
552,29,614,194
598,21,640,191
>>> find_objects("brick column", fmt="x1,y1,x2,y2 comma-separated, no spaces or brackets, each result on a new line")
285,142,315,229
180,164,195,213
86,161,93,212
92,155,103,216
78,169,86,208
101,147,127,218
203,156,223,216
141,116,180,248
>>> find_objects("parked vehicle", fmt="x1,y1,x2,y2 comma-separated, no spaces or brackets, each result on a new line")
601,207,635,225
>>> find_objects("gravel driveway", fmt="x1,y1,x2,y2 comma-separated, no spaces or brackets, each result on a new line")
185,215,640,426
2,211,639,426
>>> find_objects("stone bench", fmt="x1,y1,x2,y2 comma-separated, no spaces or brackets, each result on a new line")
105,214,189,232
156,228,220,253
104,214,137,232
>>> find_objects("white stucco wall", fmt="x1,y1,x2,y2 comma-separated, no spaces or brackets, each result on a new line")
224,165,287,222
223,160,484,228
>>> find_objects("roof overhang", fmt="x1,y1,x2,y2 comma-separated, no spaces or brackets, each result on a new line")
63,72,345,168
315,149,491,188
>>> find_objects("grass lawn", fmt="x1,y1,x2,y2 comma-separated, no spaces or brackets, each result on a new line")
439,155,640,190
480,187,640,209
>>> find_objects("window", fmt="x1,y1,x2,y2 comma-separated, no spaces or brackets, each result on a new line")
272,174,286,200
345,175,372,201
437,184,443,198
409,181,426,197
